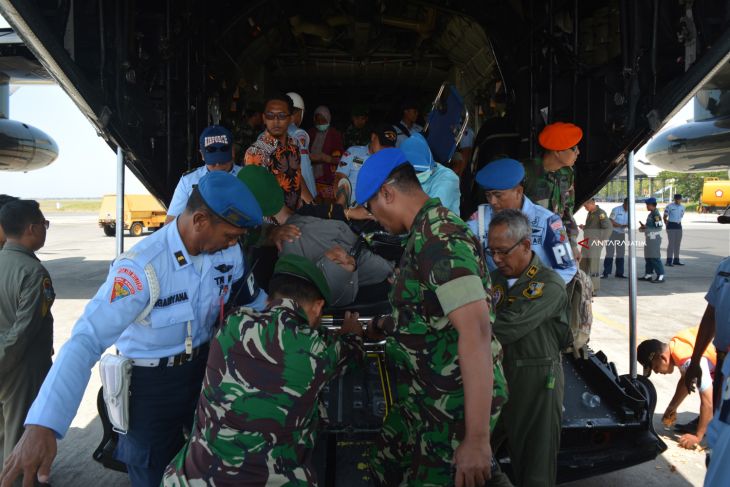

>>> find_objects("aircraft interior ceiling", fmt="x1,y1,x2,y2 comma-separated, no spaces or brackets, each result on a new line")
1,0,729,204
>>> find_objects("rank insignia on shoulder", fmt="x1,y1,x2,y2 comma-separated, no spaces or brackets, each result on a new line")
523,281,545,299
526,265,538,278
174,251,188,266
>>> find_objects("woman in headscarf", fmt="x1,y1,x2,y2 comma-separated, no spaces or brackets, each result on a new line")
308,105,344,201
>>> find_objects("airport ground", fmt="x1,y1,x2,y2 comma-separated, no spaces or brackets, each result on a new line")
22,203,730,486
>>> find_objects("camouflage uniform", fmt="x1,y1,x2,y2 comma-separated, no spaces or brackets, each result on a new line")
162,298,363,486
370,198,508,487
579,205,612,292
523,158,578,253
490,254,571,487
343,124,372,149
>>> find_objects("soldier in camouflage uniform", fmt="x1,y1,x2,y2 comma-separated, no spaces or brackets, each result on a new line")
354,148,508,487
523,122,583,256
343,104,371,149
486,210,572,487
161,254,364,486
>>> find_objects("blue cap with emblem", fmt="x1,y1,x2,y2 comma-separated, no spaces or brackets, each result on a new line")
355,148,409,205
199,125,233,166
475,158,525,190
400,133,435,172
644,197,657,205
197,171,263,228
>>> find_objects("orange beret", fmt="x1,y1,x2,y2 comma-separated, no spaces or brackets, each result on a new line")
538,122,583,151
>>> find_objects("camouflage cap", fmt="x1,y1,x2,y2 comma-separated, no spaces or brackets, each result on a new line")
236,165,284,217
273,254,332,304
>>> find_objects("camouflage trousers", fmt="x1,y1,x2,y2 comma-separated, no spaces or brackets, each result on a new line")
369,400,461,487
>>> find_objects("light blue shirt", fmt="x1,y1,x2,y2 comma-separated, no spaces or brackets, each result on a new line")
289,124,317,198
468,196,578,284
167,164,242,217
420,163,461,214
664,202,685,223
337,145,371,206
706,257,730,352
609,205,629,233
25,221,267,437
704,356,730,487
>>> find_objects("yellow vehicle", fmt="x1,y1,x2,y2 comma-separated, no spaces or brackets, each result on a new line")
700,178,730,214
98,194,167,237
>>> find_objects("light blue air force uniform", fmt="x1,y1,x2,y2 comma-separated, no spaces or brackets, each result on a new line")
289,123,317,198
337,145,371,206
167,165,242,217
420,163,461,214
664,202,685,223
468,196,577,284
707,257,730,353
25,221,267,437
705,356,730,486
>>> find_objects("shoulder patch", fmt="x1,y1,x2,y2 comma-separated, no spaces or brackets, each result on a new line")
526,265,539,278
174,251,188,266
41,277,55,316
599,213,606,220
111,276,136,302
117,267,144,291
522,281,545,299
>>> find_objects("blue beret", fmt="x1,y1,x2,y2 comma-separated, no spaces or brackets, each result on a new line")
355,148,409,205
199,125,233,166
401,133,435,172
197,171,263,228
644,197,657,205
475,158,525,190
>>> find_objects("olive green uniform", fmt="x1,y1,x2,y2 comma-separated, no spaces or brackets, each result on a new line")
0,243,55,474
490,254,571,487
579,205,612,292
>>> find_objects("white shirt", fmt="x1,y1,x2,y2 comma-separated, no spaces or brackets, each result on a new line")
337,145,371,206
167,164,242,217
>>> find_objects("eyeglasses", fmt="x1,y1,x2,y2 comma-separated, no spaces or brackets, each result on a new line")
485,239,522,258
205,144,230,153
34,219,50,230
264,111,290,121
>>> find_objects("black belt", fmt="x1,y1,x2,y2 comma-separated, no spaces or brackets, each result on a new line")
130,342,210,368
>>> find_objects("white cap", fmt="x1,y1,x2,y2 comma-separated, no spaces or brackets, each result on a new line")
287,92,305,111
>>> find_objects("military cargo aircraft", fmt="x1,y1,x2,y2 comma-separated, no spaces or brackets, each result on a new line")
2,0,729,484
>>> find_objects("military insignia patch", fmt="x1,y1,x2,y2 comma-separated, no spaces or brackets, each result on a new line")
41,277,55,316
215,264,234,273
111,277,136,302
175,251,188,266
599,213,606,220
526,265,538,278
492,284,505,307
523,281,545,299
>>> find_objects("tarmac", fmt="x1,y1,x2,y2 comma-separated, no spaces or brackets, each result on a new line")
8,203,730,486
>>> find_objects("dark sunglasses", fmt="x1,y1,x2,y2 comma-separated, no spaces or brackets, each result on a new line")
264,111,290,121
205,144,230,153
34,219,50,230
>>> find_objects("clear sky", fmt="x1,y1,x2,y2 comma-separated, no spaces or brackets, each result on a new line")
0,85,149,198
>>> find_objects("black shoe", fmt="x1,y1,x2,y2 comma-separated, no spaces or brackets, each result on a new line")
666,262,674,267
615,275,627,278
651,275,665,283
639,274,653,281
675,417,699,434
600,274,609,279
674,261,685,266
